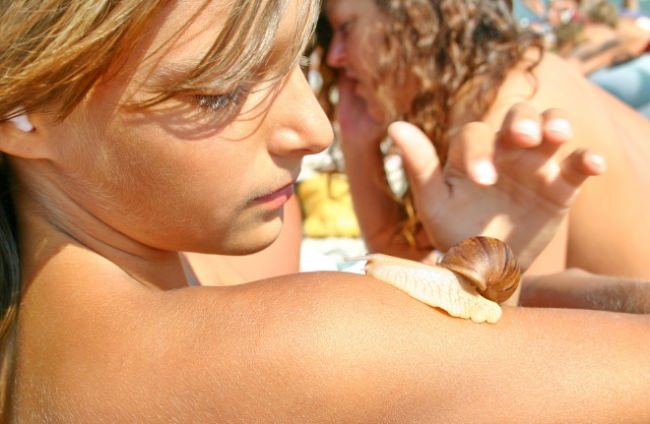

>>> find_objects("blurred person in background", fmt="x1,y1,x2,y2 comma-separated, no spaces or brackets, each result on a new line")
322,0,650,291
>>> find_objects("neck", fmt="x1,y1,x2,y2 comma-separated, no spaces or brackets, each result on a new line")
15,185,190,291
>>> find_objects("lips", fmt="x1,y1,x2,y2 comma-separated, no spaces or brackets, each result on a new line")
252,182,295,207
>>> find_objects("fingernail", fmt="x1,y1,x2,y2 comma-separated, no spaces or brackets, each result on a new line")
388,121,415,137
384,154,403,171
545,118,573,138
513,119,541,141
388,121,424,146
471,160,497,185
587,154,607,172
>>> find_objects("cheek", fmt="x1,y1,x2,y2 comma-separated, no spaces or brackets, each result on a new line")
355,44,377,77
55,85,279,253
89,127,251,250
125,144,246,238
114,136,283,254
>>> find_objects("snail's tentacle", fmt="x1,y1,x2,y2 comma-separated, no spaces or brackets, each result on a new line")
363,254,503,324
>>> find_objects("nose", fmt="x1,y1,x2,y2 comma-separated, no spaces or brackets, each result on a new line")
326,33,346,68
267,66,333,158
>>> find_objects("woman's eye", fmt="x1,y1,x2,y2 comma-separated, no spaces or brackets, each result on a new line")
336,19,354,37
299,55,311,77
194,86,247,112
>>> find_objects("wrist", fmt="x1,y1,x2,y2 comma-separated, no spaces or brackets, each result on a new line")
340,140,386,171
339,134,385,155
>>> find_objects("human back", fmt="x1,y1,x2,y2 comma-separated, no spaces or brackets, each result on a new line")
483,50,650,277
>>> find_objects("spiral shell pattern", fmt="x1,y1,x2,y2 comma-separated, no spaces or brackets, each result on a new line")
440,237,521,303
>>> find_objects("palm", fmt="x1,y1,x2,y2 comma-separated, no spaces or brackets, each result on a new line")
429,148,570,268
390,116,602,270
335,75,386,146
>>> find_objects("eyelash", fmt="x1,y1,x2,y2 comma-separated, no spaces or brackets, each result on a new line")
299,55,311,76
192,55,310,113
194,85,248,112
336,20,353,37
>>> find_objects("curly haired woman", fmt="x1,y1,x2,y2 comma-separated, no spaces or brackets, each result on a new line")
325,0,650,284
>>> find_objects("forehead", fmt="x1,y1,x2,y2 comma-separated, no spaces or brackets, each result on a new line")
141,1,231,69
326,0,377,20
124,0,305,92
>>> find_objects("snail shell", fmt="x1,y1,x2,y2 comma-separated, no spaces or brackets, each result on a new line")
357,236,521,323
440,236,521,303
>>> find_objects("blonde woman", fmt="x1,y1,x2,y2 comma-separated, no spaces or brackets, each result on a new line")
0,0,649,422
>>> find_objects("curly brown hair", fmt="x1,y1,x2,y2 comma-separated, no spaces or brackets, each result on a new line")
320,0,544,249
372,0,544,163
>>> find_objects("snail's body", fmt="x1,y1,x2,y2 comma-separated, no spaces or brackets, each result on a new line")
362,237,521,324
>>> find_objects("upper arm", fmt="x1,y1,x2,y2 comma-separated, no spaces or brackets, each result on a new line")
521,268,650,313
564,94,650,278
27,271,650,423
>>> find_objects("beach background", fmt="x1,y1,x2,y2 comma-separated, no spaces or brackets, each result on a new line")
514,0,650,21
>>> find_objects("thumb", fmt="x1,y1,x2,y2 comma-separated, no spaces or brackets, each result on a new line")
388,121,444,194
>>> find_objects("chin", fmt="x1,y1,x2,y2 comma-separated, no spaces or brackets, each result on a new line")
226,221,283,256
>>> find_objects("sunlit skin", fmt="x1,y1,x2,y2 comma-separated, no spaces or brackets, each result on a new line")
11,0,333,415
4,1,650,422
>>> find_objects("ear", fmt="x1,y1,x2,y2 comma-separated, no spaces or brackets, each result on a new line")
0,112,55,160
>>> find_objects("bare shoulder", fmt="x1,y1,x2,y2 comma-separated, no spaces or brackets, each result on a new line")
12,255,650,422
484,53,584,124
15,257,439,422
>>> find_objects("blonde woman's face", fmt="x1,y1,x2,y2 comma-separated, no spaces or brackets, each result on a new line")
325,0,390,122
41,0,332,255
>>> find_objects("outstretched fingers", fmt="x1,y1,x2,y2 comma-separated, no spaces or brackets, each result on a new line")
445,106,576,188
500,104,605,207
499,103,573,151
549,149,607,207
447,122,498,186
388,121,445,193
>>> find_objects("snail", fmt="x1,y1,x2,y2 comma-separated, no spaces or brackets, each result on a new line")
360,237,521,324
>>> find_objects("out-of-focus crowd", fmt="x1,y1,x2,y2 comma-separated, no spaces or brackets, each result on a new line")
519,0,650,116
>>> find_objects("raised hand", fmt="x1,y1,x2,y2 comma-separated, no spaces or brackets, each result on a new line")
389,103,606,270
335,73,386,151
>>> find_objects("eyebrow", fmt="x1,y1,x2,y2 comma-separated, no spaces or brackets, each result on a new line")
147,61,202,86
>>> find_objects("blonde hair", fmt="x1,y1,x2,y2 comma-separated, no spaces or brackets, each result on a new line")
0,0,320,416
